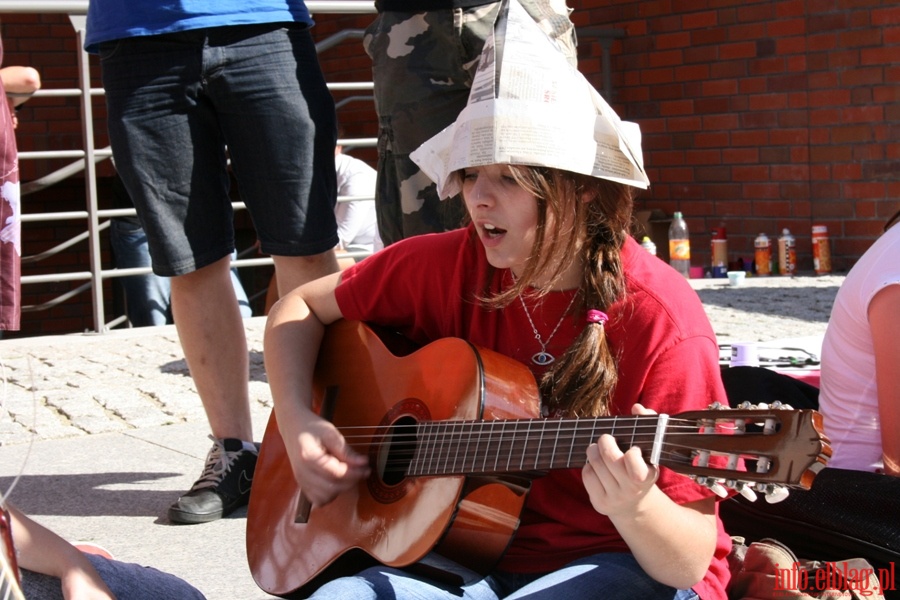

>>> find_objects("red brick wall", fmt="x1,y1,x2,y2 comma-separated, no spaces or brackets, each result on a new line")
570,0,900,272
1,2,898,334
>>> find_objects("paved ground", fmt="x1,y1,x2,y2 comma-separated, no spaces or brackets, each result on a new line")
0,274,844,599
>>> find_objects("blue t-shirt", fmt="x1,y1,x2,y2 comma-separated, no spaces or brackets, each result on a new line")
84,0,313,52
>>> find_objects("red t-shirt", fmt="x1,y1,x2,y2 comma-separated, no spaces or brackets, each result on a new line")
335,225,732,600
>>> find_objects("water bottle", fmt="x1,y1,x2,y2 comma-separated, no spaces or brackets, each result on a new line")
640,236,657,256
668,211,691,278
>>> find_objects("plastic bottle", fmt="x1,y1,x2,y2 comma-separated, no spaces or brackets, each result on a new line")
668,211,690,278
710,226,728,278
640,236,656,256
777,228,796,276
754,233,772,276
812,225,831,274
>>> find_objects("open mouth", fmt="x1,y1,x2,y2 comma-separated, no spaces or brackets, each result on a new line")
483,223,507,238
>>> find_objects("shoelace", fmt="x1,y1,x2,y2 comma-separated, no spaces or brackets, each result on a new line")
189,435,243,492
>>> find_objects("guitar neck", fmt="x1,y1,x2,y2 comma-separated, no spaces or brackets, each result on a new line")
408,415,666,477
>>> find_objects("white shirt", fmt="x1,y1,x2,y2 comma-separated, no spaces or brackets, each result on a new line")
819,224,900,472
334,152,381,254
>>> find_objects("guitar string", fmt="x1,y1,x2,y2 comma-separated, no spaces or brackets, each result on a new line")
334,428,741,446
331,417,741,440
338,435,752,457
330,416,732,432
327,419,760,473
349,425,759,464
303,411,772,473
333,426,745,448
366,446,747,476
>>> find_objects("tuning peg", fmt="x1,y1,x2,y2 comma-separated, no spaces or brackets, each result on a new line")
739,485,759,502
769,400,793,410
702,479,729,498
763,485,790,504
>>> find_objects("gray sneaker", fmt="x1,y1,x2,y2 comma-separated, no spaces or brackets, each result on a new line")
168,436,259,524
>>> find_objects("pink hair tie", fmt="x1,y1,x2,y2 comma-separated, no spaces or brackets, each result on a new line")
586,309,608,325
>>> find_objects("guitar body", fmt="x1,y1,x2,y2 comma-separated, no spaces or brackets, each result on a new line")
247,320,542,597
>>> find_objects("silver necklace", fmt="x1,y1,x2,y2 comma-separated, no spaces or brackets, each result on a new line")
518,292,578,366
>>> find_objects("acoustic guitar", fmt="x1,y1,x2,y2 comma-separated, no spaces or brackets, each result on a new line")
247,320,831,597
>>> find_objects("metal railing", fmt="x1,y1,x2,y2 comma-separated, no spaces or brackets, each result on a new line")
2,1,623,335
1,1,378,333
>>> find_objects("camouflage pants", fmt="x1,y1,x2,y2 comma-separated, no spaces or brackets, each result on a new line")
363,1,577,246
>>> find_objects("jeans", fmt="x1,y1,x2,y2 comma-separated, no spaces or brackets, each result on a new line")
307,552,699,600
110,218,251,327
21,553,207,599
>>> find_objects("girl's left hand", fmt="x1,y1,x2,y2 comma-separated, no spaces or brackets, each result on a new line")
582,403,660,517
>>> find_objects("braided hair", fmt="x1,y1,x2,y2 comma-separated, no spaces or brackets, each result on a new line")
478,166,635,417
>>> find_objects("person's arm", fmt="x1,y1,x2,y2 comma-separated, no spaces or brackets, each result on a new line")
7,504,115,599
0,66,41,105
263,272,371,506
869,283,900,476
1,66,41,129
582,403,717,589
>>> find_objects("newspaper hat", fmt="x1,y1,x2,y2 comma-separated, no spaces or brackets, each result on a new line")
410,0,650,199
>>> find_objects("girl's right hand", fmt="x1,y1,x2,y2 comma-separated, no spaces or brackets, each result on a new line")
284,408,371,507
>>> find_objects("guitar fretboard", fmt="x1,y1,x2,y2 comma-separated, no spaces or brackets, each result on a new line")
408,415,668,477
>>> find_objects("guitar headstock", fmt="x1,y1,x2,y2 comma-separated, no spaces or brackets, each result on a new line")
662,402,832,503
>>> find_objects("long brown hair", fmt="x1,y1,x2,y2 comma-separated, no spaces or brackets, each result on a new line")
474,166,635,417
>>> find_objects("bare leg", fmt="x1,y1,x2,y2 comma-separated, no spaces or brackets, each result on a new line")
271,249,339,297
170,255,252,442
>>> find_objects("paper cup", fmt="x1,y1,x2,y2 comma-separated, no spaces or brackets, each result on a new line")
727,271,746,287
730,342,760,368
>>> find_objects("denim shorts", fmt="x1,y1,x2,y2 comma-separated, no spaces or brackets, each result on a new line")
100,23,338,276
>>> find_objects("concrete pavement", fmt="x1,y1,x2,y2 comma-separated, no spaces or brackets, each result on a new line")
0,318,277,599
0,274,845,599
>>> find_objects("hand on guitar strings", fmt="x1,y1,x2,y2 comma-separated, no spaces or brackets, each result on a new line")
582,403,661,517
286,409,371,507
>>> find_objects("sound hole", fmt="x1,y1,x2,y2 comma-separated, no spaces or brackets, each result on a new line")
380,416,417,486
368,399,430,504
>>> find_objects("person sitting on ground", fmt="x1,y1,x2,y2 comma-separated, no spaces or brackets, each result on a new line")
3,502,206,599
818,207,900,477
263,3,732,598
